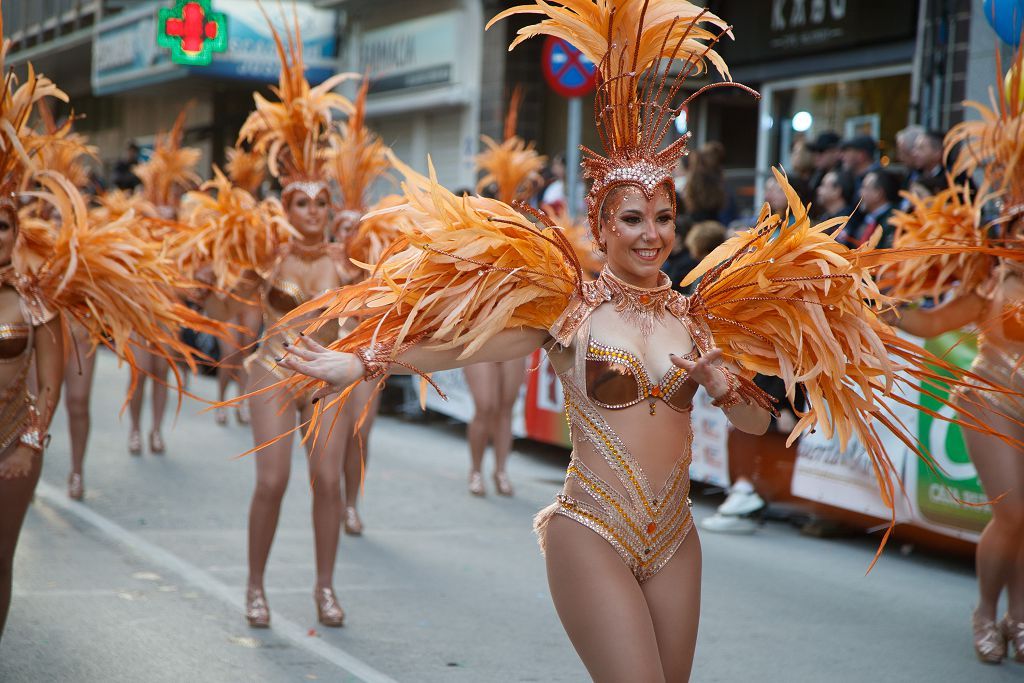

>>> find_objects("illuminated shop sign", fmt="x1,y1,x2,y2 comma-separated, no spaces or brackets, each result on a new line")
157,0,228,66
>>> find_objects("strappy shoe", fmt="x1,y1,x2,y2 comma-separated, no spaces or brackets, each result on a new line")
67,473,84,501
974,610,1007,664
214,406,228,426
149,430,165,455
493,471,514,497
246,587,270,628
128,430,142,456
468,471,485,497
1002,614,1024,663
314,587,345,627
343,506,363,536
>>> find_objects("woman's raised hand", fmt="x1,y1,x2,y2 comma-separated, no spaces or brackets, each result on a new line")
669,348,731,399
276,335,365,401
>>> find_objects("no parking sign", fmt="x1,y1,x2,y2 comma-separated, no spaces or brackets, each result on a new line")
542,36,597,98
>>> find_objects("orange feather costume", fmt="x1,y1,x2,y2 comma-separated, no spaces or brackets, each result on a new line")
268,0,1021,567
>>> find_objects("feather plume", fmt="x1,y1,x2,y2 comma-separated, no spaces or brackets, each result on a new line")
132,107,202,206
475,87,546,204
237,3,355,184
684,168,1023,565
225,147,267,195
345,193,410,267
879,181,996,301
179,166,296,290
324,77,391,211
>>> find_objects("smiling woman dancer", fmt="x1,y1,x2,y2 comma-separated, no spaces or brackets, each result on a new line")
463,88,547,497
271,2,1023,679
882,53,1024,664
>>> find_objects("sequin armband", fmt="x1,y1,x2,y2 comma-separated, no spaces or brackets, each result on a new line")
710,366,779,415
354,335,448,400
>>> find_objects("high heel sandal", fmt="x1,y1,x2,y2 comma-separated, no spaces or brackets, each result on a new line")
1002,614,1024,663
493,471,514,497
128,430,142,456
68,473,84,501
149,430,165,455
245,587,270,628
974,610,1007,664
214,406,228,426
344,506,363,536
468,471,485,497
314,587,345,627
236,401,251,426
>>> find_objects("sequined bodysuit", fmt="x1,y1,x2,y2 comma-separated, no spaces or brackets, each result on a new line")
245,244,355,392
964,269,1024,416
537,271,720,582
0,300,35,455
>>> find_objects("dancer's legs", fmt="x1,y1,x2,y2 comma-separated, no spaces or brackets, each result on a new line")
246,374,296,592
493,359,525,476
64,335,96,478
343,381,380,511
464,363,500,475
964,408,1024,621
0,449,43,642
301,400,348,590
149,356,169,436
641,532,703,681
127,349,153,437
544,514,667,682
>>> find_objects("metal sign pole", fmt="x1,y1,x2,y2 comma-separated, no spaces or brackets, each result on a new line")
566,96,582,218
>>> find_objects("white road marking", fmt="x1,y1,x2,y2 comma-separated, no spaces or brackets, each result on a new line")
34,481,399,683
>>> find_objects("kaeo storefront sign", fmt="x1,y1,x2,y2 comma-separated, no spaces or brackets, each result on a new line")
93,0,337,95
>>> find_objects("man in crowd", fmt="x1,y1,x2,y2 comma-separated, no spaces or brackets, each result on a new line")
807,130,841,196
913,129,946,183
840,135,881,194
838,169,901,249
112,141,141,191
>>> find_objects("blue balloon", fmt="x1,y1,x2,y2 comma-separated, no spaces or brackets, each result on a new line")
984,0,1024,46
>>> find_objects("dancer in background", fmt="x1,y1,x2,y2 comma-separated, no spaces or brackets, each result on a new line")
464,88,546,497
189,13,359,628
0,12,224,636
126,109,201,455
883,52,1024,662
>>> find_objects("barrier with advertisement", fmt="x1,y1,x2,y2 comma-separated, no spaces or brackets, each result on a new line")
423,334,990,543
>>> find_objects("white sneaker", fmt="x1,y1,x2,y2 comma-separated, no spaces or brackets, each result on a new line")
700,513,758,534
717,483,765,516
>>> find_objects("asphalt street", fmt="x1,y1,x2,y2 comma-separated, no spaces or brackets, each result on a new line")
0,351,1020,682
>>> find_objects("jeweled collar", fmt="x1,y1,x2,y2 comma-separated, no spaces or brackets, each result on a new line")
594,267,673,335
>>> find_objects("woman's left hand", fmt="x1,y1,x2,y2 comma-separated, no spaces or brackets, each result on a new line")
670,348,731,398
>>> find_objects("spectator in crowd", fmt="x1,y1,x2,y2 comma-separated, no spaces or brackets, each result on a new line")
840,135,880,192
807,131,842,195
788,136,816,188
907,172,947,200
683,148,726,222
540,153,566,213
815,168,856,222
896,125,925,177
700,140,739,224
701,375,804,534
680,220,726,294
913,129,946,183
838,169,901,249
111,141,141,191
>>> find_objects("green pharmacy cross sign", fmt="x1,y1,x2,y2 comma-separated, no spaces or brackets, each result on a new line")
157,0,228,66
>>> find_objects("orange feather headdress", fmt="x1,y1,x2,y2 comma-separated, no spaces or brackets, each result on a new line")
324,77,391,213
475,87,546,205
488,0,754,237
946,41,1024,218
237,4,355,202
225,147,267,196
132,106,202,208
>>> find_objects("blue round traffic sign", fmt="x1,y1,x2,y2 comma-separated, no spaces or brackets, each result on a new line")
542,36,597,98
